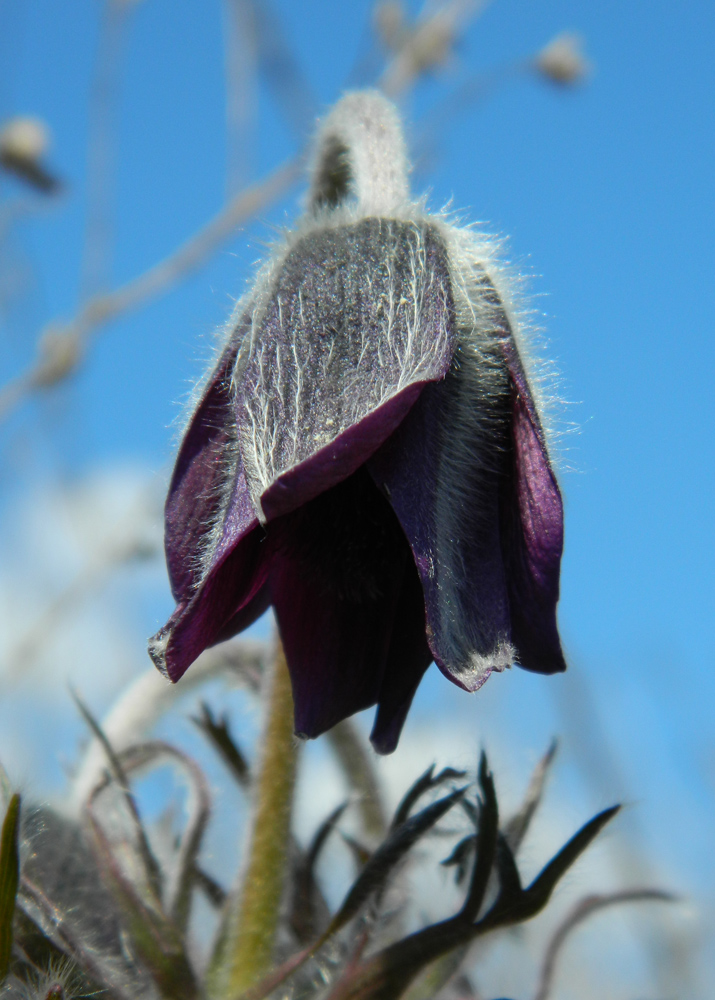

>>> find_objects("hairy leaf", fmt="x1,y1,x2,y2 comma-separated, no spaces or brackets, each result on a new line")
193,703,251,788
0,794,20,981
73,693,163,904
291,802,347,942
392,766,466,830
324,786,467,940
86,811,199,1000
484,805,620,927
503,740,557,852
460,753,498,922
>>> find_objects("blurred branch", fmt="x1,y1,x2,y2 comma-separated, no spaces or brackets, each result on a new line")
380,0,490,97
0,0,522,424
245,0,318,141
81,0,135,301
533,889,677,1000
70,638,269,809
2,484,161,683
3,536,156,684
0,157,300,421
223,0,259,193
552,669,694,994
503,740,557,852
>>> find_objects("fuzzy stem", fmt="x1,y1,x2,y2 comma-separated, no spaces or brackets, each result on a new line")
210,641,298,998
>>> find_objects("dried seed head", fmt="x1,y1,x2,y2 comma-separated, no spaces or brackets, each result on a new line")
535,32,590,85
0,116,50,162
0,116,59,192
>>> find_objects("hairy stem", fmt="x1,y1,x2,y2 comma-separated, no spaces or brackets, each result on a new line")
210,640,298,998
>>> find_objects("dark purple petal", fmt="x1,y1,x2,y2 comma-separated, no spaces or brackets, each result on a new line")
163,325,248,602
499,338,566,674
370,561,433,755
368,369,514,693
212,582,272,645
149,516,268,681
235,218,456,521
260,382,423,522
270,560,396,740
151,314,270,682
266,468,413,740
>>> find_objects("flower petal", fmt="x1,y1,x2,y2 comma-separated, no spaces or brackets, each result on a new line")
164,332,247,602
267,468,413,740
368,370,514,693
499,338,566,673
369,562,433,755
151,322,269,682
148,519,268,681
235,217,456,522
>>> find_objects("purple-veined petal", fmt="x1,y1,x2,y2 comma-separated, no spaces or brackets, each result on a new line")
235,217,456,522
499,337,566,674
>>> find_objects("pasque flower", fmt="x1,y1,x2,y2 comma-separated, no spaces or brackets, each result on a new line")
149,92,565,753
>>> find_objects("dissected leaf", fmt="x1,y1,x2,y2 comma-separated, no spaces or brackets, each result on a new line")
307,801,349,870
441,834,476,885
492,834,522,907
391,766,466,830
18,877,136,1000
0,793,20,981
503,740,557,852
325,794,620,1000
291,802,347,942
484,806,621,928
460,753,498,922
341,832,372,869
193,703,251,788
73,693,163,904
112,741,212,933
323,786,467,941
86,811,199,1000
401,947,470,1000
324,916,477,1000
11,907,72,984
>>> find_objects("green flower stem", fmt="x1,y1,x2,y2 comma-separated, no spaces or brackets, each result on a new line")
213,641,298,998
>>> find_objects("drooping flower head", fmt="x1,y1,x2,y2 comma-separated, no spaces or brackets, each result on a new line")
149,91,565,753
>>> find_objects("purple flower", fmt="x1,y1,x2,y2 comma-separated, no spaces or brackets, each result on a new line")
148,92,565,754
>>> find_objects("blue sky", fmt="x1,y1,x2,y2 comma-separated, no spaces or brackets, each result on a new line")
0,0,713,995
